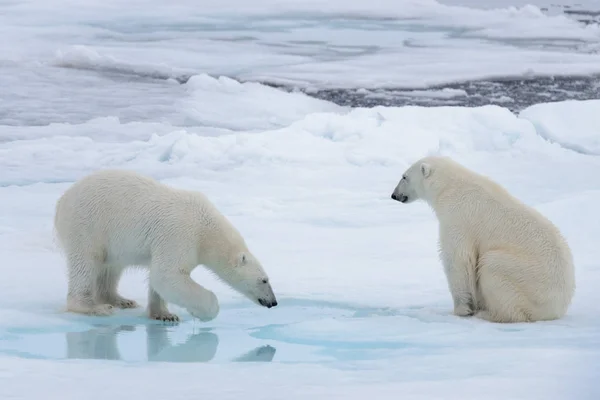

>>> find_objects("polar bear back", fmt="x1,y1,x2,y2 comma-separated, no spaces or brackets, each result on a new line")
430,159,571,265
54,169,242,268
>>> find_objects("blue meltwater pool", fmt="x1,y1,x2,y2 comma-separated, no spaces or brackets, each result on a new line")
0,298,491,364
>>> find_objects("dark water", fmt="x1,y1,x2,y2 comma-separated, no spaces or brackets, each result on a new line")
260,75,600,113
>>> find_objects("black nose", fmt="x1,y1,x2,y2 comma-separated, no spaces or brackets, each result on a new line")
258,298,278,308
391,193,397,200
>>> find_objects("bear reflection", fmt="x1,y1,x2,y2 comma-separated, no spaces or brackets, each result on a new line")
65,324,276,363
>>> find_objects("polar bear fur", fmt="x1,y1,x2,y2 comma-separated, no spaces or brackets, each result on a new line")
391,156,575,323
54,169,277,322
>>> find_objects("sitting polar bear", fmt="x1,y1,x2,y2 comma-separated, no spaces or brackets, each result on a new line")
54,169,278,322
391,156,575,323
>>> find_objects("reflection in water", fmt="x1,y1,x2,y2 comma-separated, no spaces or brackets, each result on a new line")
66,325,135,360
233,345,277,362
146,324,218,362
65,324,276,363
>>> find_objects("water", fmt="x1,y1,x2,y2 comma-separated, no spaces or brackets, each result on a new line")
1,323,277,363
262,75,600,112
2,296,586,365
0,299,398,364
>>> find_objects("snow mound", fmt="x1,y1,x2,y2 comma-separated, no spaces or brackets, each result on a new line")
519,100,600,155
180,74,344,131
0,104,554,187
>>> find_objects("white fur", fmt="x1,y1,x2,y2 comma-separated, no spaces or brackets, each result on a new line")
54,169,277,322
391,156,575,323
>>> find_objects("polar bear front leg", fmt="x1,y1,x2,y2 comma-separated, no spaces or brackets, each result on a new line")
148,287,179,322
149,260,219,322
442,256,476,317
439,234,477,317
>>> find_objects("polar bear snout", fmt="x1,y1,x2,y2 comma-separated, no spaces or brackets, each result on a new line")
391,193,408,203
256,280,278,308
258,298,278,308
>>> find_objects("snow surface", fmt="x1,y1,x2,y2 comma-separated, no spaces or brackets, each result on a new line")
1,0,600,399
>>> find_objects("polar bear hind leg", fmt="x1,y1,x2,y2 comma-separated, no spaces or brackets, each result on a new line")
96,265,139,309
475,250,535,323
65,252,115,316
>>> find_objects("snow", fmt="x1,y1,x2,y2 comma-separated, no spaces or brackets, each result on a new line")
442,0,600,13
519,99,600,155
1,0,600,399
3,0,600,102
180,74,344,131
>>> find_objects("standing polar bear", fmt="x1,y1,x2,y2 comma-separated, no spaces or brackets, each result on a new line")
390,156,575,323
54,169,278,322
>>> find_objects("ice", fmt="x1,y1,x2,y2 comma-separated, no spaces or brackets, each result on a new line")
2,0,600,399
519,99,600,155
442,0,600,14
2,89,600,397
0,104,553,187
3,0,600,123
180,74,344,131
41,12,600,91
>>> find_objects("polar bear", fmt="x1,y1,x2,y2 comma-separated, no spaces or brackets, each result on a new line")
54,169,278,322
390,156,575,323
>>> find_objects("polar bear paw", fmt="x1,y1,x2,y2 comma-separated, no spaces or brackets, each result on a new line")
453,303,474,317
187,291,220,322
151,311,180,323
67,296,115,317
95,304,115,316
111,296,139,309
84,303,115,316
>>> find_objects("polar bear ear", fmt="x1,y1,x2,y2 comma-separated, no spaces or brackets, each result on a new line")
420,163,431,178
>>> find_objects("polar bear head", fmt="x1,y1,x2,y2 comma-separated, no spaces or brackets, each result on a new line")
390,157,434,204
212,250,278,309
